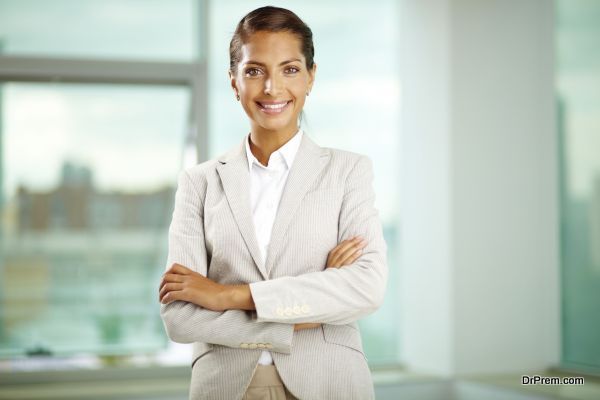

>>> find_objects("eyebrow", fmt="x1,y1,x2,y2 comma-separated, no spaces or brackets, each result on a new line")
244,59,302,67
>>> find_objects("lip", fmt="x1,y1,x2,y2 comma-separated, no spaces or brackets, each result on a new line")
255,100,292,115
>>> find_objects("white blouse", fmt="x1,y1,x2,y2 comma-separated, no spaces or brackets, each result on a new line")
244,128,304,365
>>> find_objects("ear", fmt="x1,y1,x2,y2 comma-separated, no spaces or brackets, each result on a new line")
308,63,317,92
229,69,239,97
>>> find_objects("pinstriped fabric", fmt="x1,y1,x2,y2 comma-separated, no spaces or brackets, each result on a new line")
160,132,387,400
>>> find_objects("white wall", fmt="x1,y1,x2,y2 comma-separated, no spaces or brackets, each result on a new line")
399,0,559,377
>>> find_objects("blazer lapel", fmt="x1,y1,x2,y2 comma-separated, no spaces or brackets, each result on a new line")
265,133,331,275
216,140,268,280
215,132,331,281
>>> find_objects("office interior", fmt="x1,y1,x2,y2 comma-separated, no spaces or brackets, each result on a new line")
0,0,599,399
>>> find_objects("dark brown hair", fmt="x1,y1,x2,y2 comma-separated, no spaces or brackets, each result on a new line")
229,6,315,74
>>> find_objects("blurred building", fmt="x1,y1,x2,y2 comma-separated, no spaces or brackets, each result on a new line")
16,161,174,233
2,160,174,357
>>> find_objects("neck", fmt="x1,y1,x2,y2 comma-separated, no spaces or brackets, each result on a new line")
249,124,299,167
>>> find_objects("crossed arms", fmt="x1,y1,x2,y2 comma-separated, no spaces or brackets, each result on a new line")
159,156,387,354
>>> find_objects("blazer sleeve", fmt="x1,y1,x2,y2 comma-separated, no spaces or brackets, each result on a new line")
160,169,295,353
249,155,388,325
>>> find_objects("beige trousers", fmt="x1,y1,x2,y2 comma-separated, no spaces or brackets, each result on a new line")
242,365,298,400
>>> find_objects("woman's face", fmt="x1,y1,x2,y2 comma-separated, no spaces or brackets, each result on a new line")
230,30,316,135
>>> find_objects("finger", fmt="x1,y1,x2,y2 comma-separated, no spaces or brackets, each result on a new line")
330,237,359,253
159,274,184,292
329,237,362,264
339,250,363,267
159,283,184,302
334,237,362,253
337,240,366,264
331,239,366,267
161,287,185,304
327,241,355,267
167,263,192,275
161,290,182,305
160,273,185,288
159,282,169,299
329,253,357,269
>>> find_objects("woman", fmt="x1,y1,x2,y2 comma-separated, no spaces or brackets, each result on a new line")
159,6,387,400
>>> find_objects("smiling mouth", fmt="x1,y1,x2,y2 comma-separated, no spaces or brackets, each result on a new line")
256,100,292,115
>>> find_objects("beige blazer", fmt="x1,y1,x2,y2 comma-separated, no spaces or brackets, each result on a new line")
160,132,388,400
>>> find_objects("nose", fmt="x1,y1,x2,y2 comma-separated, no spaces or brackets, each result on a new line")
264,75,283,96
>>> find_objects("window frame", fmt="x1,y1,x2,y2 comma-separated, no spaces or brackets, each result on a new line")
0,55,208,164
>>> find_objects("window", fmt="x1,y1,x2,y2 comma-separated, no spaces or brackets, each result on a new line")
0,83,189,358
556,0,600,372
0,0,205,369
0,0,201,61
0,0,401,369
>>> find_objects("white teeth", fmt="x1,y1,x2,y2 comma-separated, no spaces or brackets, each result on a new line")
261,102,288,109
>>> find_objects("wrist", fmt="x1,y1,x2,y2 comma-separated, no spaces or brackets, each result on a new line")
224,284,255,311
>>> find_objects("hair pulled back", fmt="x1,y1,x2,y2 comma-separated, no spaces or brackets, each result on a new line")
229,6,315,74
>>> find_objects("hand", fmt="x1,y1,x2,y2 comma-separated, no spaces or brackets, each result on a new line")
293,237,367,332
159,263,228,311
326,236,367,269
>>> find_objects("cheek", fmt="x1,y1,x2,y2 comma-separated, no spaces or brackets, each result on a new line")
291,80,311,102
239,84,259,108
238,79,260,95
292,79,309,93
293,91,307,108
293,97,306,111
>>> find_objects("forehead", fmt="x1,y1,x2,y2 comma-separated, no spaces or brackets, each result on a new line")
240,31,304,63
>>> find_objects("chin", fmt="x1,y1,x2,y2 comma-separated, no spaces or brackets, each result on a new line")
256,118,294,132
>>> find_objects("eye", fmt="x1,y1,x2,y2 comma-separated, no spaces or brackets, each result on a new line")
245,67,262,77
285,66,300,74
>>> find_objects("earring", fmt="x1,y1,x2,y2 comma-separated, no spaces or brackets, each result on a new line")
236,94,240,101
306,91,310,96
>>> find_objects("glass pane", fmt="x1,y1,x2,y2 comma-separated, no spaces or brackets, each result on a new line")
0,0,201,61
209,0,401,365
0,83,190,359
557,0,600,371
